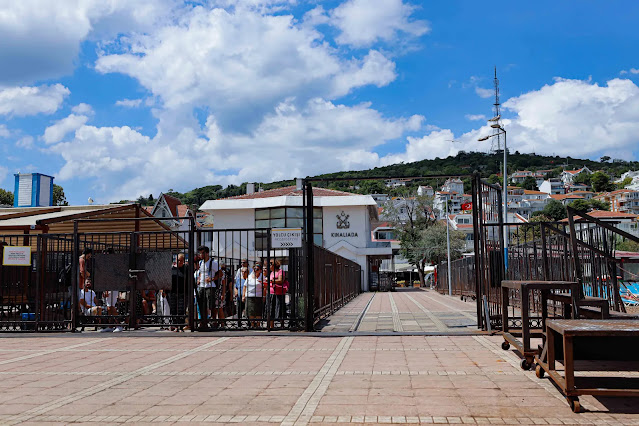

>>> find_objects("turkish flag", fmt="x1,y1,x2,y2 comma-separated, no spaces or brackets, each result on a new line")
461,202,473,211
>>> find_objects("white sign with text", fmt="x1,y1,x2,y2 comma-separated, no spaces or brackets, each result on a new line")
271,228,303,248
2,246,32,266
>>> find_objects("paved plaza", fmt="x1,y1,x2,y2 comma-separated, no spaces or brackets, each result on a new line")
0,289,637,425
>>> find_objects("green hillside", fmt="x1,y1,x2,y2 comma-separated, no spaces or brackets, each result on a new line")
129,151,639,209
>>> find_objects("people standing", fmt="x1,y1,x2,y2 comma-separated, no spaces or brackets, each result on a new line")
243,263,264,328
170,253,186,331
194,246,220,331
268,259,287,328
234,259,249,318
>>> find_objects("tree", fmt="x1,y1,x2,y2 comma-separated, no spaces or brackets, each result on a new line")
572,172,591,186
616,238,639,252
52,184,69,206
542,199,567,221
600,156,611,163
421,223,466,266
520,214,552,242
567,199,590,213
617,176,633,189
384,194,436,286
590,171,614,192
0,188,13,205
588,199,609,211
520,176,538,191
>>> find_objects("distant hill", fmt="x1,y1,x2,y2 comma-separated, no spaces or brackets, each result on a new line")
126,151,639,209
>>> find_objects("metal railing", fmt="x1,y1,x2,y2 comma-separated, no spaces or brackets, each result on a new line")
312,244,361,322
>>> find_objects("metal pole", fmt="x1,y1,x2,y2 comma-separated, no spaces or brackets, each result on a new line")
304,181,315,332
502,128,508,272
446,199,452,296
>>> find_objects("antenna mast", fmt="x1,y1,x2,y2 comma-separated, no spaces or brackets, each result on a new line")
490,66,502,154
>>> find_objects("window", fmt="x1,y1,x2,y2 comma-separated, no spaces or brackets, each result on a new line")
255,207,323,249
375,230,395,240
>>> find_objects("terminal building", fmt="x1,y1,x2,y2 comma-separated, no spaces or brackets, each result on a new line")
200,180,392,291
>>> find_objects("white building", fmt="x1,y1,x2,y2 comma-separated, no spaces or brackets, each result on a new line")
446,213,475,252
616,170,639,184
200,181,392,291
560,167,592,185
442,178,464,195
539,178,566,195
595,189,639,215
417,185,434,197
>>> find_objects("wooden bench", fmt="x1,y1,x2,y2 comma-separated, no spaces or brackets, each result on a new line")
547,293,610,319
534,319,639,413
501,280,580,370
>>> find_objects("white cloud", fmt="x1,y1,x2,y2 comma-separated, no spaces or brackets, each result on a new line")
51,98,424,200
475,87,493,99
16,135,34,149
331,0,429,47
620,68,639,75
95,5,403,131
387,77,639,164
0,0,176,84
72,103,93,115
499,77,639,158
381,129,459,165
0,124,10,138
0,84,69,117
43,114,90,144
465,114,486,121
115,98,143,108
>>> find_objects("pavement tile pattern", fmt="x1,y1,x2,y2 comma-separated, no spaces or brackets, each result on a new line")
0,289,637,425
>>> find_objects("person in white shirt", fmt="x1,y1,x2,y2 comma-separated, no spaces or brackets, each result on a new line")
243,263,265,328
79,280,102,316
194,245,220,330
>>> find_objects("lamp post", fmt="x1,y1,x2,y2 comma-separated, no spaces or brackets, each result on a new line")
446,198,452,296
479,121,508,269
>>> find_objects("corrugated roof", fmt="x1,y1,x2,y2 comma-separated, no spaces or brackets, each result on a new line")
0,209,95,226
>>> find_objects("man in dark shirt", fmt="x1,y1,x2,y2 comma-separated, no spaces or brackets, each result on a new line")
170,253,186,329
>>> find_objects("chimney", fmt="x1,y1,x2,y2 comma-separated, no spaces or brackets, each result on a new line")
246,183,255,195
296,178,303,191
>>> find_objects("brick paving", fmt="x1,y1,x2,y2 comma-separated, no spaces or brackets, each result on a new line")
1,289,637,425
1,334,638,425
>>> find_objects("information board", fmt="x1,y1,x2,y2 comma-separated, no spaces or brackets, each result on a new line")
2,246,32,266
271,228,303,248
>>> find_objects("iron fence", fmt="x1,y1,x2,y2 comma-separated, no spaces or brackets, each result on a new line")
0,234,73,332
312,244,361,322
435,256,475,299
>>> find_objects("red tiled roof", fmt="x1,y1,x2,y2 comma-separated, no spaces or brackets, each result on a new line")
177,205,189,216
523,190,547,195
456,224,473,229
143,206,153,213
563,168,584,175
227,186,354,200
162,194,182,216
560,210,638,222
550,194,584,200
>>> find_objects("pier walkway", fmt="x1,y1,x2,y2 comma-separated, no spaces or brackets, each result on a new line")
317,288,478,334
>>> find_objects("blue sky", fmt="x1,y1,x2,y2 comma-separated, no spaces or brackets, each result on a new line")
1,0,639,205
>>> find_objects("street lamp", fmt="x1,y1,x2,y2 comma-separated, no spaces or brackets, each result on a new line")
446,199,452,296
478,123,508,269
